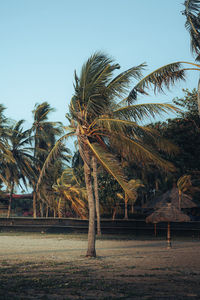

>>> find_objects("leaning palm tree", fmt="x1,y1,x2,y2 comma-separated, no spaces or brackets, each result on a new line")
2,120,35,217
37,157,70,217
118,179,144,219
30,102,63,218
39,52,187,257
53,168,88,219
69,52,188,256
0,105,15,181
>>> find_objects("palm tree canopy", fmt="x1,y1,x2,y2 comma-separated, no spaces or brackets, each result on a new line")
0,104,15,165
146,203,190,223
68,52,187,194
53,168,87,219
183,0,200,60
3,119,35,190
31,102,63,161
144,186,197,209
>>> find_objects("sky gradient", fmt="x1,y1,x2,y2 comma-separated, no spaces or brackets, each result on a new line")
0,0,198,128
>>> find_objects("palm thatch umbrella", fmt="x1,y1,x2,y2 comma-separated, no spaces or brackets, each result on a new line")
146,203,190,248
144,186,197,210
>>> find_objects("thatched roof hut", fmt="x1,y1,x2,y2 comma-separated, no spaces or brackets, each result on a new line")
144,186,197,209
146,203,190,248
146,203,190,223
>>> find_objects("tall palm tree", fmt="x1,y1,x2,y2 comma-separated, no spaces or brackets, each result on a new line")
68,52,189,256
31,102,63,218
39,52,187,257
2,120,35,217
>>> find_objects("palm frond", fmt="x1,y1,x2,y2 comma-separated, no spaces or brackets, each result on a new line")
94,118,138,135
36,131,74,190
77,52,119,104
113,103,180,123
86,140,134,197
109,133,176,172
127,62,186,103
182,0,200,59
106,63,146,99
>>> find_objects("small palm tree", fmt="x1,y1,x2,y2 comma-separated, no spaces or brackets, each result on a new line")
53,168,88,219
37,157,70,217
123,179,144,219
30,102,63,218
177,174,200,209
0,105,14,180
2,120,35,217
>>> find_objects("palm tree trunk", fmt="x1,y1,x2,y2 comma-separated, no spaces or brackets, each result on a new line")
124,192,128,219
77,132,96,257
58,198,63,218
33,189,37,218
178,190,182,210
198,79,200,116
40,202,44,217
84,158,96,257
112,207,116,220
167,222,171,249
46,205,49,218
7,182,14,218
92,156,101,236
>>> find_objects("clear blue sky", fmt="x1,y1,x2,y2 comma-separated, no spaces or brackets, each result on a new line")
0,0,198,128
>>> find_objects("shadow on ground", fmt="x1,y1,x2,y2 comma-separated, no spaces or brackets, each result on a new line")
0,259,200,300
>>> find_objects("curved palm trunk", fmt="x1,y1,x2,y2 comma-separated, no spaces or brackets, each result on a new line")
46,205,49,218
58,197,64,218
178,190,182,210
40,202,44,217
77,131,96,257
77,130,96,257
112,207,116,220
92,156,101,236
84,159,96,257
33,190,37,218
124,192,128,219
7,182,14,218
198,78,200,116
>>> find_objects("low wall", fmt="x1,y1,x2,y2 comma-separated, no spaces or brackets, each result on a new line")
0,218,200,237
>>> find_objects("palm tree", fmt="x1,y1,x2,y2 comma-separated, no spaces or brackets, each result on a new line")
39,52,187,257
68,52,189,256
52,168,88,219
182,0,200,61
31,102,63,218
177,174,200,209
182,0,200,114
37,157,70,217
2,120,35,217
123,179,144,219
0,105,14,181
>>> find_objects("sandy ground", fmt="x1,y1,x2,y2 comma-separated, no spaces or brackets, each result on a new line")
0,233,200,299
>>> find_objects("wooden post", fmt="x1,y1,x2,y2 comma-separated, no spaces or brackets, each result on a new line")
154,223,157,237
167,222,172,249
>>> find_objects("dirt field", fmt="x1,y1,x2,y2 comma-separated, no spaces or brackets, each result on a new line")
0,233,200,299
